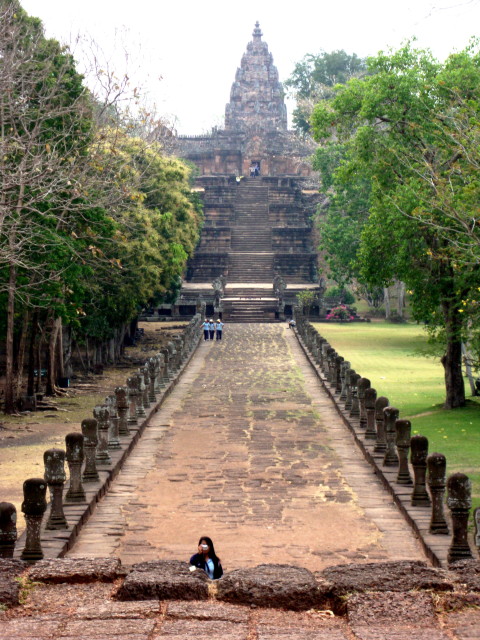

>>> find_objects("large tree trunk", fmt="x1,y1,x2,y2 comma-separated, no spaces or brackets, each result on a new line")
14,309,30,399
383,287,391,320
396,281,406,318
4,263,17,413
46,316,61,396
441,300,466,409
27,312,39,396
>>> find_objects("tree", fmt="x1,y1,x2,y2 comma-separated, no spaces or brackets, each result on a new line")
311,43,480,408
285,50,366,136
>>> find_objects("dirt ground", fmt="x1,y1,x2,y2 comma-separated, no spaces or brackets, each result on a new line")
0,321,188,533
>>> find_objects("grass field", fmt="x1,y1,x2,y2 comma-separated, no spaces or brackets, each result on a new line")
312,321,480,521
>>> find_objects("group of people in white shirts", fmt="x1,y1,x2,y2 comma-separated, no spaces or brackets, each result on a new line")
202,319,224,341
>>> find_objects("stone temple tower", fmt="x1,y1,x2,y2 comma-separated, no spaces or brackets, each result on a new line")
164,24,322,322
173,23,314,177
225,22,288,133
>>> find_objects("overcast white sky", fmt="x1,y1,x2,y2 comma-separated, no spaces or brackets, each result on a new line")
21,0,480,133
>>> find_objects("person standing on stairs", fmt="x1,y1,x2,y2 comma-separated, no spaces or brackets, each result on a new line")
202,319,210,341
215,319,224,341
209,319,215,341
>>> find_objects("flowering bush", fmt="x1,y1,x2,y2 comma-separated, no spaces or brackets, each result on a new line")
325,304,355,321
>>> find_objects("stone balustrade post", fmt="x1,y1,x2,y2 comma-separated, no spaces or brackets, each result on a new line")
126,376,139,426
0,502,17,558
357,377,371,428
134,372,147,418
21,478,47,562
105,395,121,450
350,373,361,418
141,366,151,409
427,452,449,534
93,405,112,465
115,386,130,436
374,396,389,453
410,435,430,506
340,361,351,402
160,348,171,384
474,507,480,551
167,342,177,373
65,433,86,502
395,420,413,484
364,388,377,439
447,472,473,562
174,335,184,367
344,368,355,410
328,349,337,387
155,354,165,389
81,418,100,483
321,343,330,374
148,357,158,403
335,355,344,394
383,406,400,466
44,448,68,530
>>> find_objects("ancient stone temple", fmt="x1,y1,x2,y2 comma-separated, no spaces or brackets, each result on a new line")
163,23,322,321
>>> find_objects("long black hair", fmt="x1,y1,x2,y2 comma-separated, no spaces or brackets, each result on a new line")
198,536,220,561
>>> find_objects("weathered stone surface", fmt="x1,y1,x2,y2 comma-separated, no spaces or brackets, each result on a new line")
346,591,436,625
448,559,480,591
158,618,248,639
444,609,480,640
115,560,209,601
166,600,249,623
28,557,123,583
216,564,330,610
0,559,27,606
350,626,450,640
320,561,454,595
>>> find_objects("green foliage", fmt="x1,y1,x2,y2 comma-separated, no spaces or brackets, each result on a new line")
310,41,480,406
286,50,366,135
297,289,318,314
325,286,355,305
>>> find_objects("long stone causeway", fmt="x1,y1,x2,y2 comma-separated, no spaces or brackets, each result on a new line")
1,316,480,634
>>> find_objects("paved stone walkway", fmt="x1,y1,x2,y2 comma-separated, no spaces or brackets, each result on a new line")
69,324,423,569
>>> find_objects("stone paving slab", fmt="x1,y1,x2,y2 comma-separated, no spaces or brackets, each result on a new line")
68,324,424,570
2,581,480,640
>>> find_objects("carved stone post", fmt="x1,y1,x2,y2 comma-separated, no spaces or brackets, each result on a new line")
141,366,151,409
321,343,330,374
410,435,430,506
160,348,171,384
328,349,337,387
115,386,130,436
167,342,177,373
383,406,400,466
65,433,86,503
335,355,344,394
395,420,413,484
81,418,100,483
0,502,17,558
475,507,480,552
374,396,389,453
148,357,158,402
350,373,361,418
93,405,112,465
105,395,121,450
126,376,139,426
427,453,449,534
134,373,146,419
447,473,473,562
345,368,355,411
357,377,371,428
21,478,47,563
44,448,68,530
340,361,351,402
364,388,377,439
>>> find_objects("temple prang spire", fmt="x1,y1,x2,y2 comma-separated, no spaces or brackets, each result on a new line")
224,23,287,133
253,21,262,39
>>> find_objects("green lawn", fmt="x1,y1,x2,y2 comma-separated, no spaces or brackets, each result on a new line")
312,321,480,521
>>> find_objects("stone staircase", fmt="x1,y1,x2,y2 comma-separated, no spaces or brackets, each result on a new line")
222,284,277,323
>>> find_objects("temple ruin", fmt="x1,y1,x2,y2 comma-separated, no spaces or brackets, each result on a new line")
163,22,322,321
